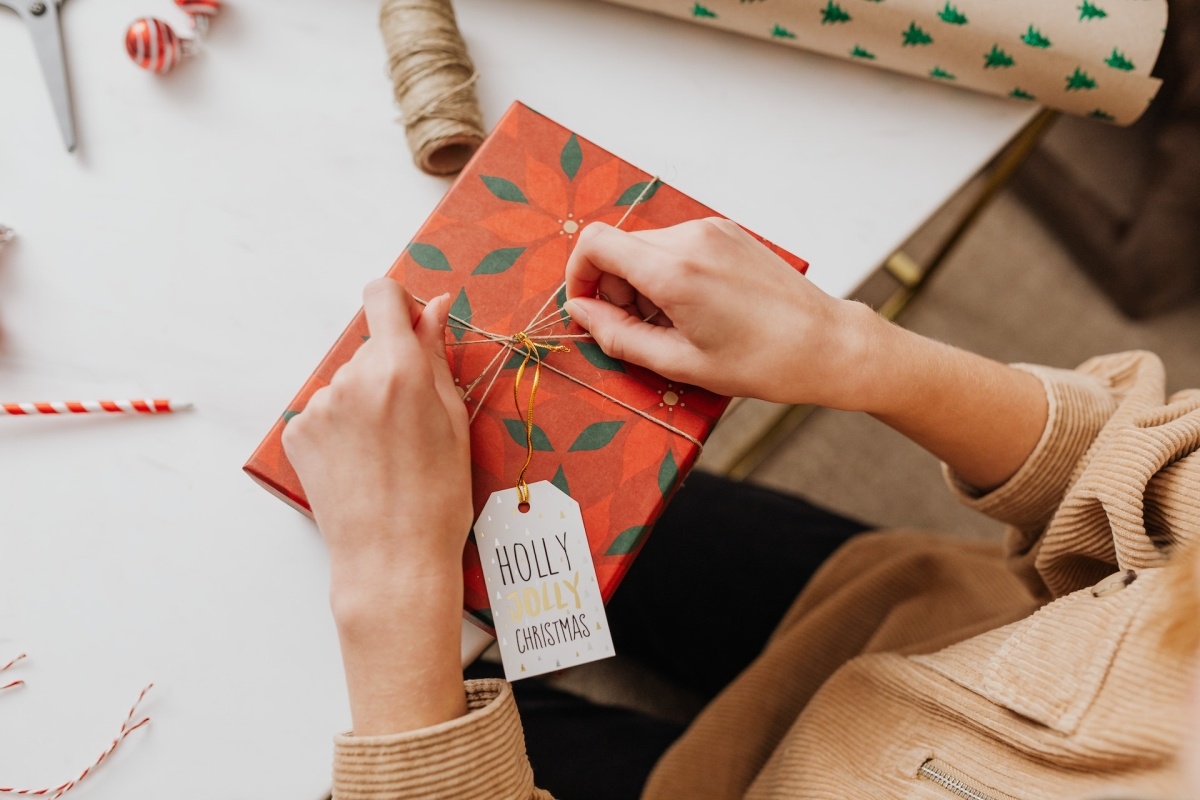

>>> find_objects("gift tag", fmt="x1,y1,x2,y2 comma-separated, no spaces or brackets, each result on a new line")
475,481,615,681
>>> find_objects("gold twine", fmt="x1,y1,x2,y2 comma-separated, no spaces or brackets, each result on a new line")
380,0,485,175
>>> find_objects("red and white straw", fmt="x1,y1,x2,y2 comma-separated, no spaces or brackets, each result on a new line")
0,400,192,417
0,653,154,799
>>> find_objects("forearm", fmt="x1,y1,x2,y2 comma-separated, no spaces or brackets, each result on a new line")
846,306,1048,491
331,567,468,736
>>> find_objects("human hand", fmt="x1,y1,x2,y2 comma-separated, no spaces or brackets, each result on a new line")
282,278,472,733
563,219,875,409
283,278,472,601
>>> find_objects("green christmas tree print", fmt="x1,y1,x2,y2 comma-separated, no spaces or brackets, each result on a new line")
1090,109,1115,121
1066,66,1097,91
1105,48,1135,71
850,45,876,60
902,22,933,45
938,3,968,24
1078,1,1107,20
1010,87,1036,100
930,66,956,80
772,23,798,38
691,2,717,18
984,44,1015,68
1021,25,1051,48
820,2,851,24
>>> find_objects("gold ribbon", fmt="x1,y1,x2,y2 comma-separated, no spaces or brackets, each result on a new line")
510,332,570,504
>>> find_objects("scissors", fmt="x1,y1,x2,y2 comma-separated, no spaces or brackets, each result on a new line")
2,0,74,152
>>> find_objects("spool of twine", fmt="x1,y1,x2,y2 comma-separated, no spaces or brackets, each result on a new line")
380,0,485,176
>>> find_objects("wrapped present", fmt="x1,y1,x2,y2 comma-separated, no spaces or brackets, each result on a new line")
245,101,808,631
598,0,1167,125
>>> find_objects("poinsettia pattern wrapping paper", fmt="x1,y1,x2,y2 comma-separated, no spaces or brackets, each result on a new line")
597,0,1166,124
245,102,808,632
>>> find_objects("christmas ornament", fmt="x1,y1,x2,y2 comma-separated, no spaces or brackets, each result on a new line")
124,17,191,74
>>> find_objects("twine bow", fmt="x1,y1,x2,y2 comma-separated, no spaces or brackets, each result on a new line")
414,178,702,503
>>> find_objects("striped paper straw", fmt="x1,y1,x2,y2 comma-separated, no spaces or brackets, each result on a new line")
0,400,193,416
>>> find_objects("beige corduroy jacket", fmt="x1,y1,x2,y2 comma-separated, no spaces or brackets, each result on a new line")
332,351,1200,800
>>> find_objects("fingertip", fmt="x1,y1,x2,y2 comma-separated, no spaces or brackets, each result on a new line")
563,299,589,329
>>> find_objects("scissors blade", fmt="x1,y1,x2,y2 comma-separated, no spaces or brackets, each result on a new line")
25,1,76,153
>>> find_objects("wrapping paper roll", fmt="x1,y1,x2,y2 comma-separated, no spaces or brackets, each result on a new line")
598,0,1167,124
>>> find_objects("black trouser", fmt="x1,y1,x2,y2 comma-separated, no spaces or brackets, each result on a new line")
466,471,869,800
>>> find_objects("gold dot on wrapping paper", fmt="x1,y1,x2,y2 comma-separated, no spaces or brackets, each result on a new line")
663,391,679,406
562,219,579,235
456,386,466,399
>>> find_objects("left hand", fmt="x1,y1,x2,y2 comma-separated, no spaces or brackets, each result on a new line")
282,278,472,734
283,278,472,595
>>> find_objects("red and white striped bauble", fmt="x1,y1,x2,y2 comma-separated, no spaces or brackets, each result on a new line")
124,18,186,74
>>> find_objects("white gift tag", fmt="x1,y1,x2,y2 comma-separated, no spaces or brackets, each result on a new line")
474,480,615,681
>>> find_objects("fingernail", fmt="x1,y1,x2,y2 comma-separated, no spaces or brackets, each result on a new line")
439,293,451,326
564,299,589,328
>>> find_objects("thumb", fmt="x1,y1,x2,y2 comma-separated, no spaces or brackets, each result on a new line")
415,293,454,380
565,297,685,375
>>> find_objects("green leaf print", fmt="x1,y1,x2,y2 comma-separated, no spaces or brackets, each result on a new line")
850,45,876,60
1066,67,1097,91
819,2,850,24
929,66,956,80
281,410,300,423
606,526,649,556
902,22,933,46
551,465,570,496
472,247,525,275
560,134,582,181
1021,25,1051,48
984,44,1015,68
503,417,554,451
1105,49,1135,71
938,3,968,24
407,243,452,271
1010,87,1036,100
481,175,528,203
449,287,472,341
658,450,679,496
772,23,799,37
1078,1,1107,20
1090,109,1116,121
691,2,717,18
615,180,662,206
576,340,626,372
568,421,624,452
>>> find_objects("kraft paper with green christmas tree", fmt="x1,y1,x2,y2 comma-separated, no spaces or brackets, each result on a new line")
605,0,1166,125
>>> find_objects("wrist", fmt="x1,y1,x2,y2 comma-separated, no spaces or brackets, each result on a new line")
803,300,899,412
330,562,464,632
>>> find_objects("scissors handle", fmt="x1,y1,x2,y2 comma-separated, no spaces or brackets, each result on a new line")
7,0,75,152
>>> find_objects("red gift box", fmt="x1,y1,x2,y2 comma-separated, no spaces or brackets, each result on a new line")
245,101,807,631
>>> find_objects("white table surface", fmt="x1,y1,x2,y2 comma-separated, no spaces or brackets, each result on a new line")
0,0,1035,796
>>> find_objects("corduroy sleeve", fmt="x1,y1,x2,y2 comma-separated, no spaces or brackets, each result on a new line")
942,361,1121,529
332,679,554,800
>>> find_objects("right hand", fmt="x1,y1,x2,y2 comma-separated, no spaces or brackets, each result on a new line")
563,218,877,408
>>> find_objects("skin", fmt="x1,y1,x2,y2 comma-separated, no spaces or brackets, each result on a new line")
282,218,1049,737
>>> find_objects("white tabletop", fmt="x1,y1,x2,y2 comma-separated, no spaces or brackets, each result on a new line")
0,0,1034,796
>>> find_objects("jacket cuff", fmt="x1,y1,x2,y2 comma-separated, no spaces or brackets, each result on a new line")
333,679,534,800
943,363,1117,529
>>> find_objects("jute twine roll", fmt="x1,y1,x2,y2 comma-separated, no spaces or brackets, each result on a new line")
380,0,485,176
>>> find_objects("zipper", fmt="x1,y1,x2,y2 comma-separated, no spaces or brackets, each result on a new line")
918,758,1015,800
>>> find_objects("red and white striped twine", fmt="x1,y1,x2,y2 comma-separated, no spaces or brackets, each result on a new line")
0,654,154,799
0,399,192,416
0,653,26,692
